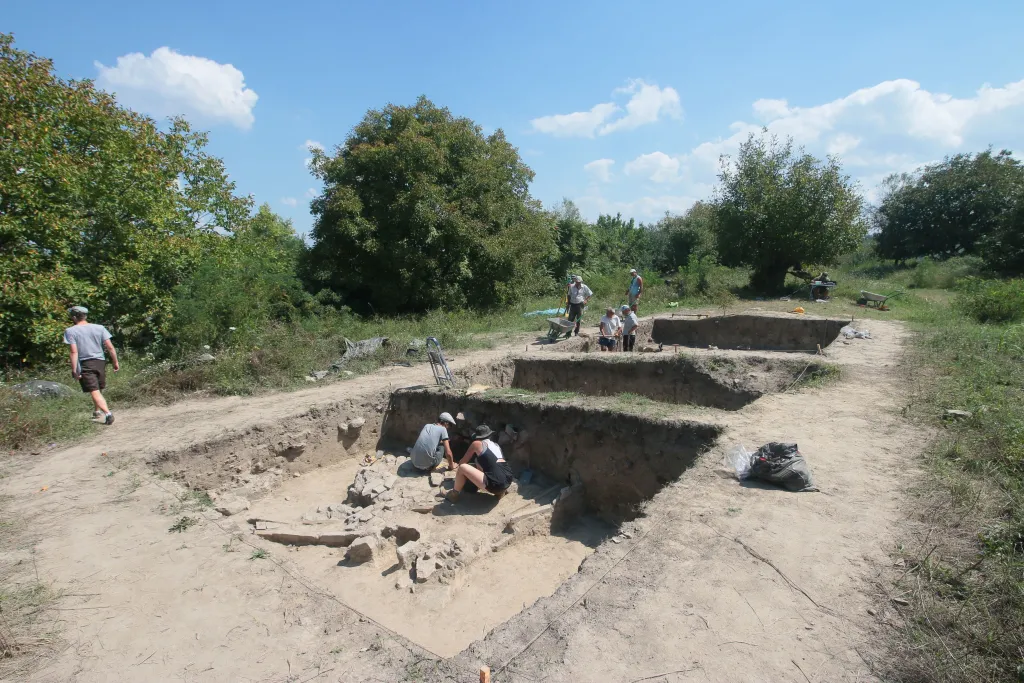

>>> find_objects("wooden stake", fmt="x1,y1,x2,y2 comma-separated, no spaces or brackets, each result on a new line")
480,665,491,682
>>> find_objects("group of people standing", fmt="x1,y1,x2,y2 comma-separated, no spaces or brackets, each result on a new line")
566,268,644,351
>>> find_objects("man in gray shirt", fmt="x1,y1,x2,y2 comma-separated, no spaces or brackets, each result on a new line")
63,306,119,425
410,412,457,471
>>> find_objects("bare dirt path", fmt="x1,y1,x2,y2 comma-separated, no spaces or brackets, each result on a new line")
1,317,924,683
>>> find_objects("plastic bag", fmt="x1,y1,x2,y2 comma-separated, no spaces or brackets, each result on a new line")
723,445,753,480
840,325,871,339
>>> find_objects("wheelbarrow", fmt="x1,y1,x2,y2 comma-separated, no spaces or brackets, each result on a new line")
860,290,895,309
546,317,575,341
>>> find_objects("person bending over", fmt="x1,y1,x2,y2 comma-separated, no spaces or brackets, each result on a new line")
410,412,457,471
445,425,513,503
64,306,119,425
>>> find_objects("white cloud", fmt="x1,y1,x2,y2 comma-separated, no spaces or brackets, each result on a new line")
303,140,324,152
95,47,258,130
530,102,619,138
280,197,298,207
571,77,1024,219
304,188,317,199
600,80,682,135
827,133,862,155
583,158,615,183
624,151,681,183
530,80,681,138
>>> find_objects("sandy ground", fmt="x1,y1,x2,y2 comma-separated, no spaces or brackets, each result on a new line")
0,314,923,682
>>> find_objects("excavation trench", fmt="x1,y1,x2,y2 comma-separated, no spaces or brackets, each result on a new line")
503,353,828,410
650,314,848,351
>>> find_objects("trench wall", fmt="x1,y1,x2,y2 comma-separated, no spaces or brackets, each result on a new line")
383,389,722,519
651,315,847,351
510,355,760,410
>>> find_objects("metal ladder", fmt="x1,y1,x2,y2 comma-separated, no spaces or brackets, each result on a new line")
426,337,454,388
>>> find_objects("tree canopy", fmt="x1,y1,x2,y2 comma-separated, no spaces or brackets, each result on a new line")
0,33,251,365
714,132,865,291
302,96,556,314
873,150,1024,265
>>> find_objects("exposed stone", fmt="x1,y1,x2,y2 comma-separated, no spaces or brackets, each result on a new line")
396,541,421,569
944,409,973,419
382,474,398,490
310,370,329,380
250,461,267,474
213,494,250,517
415,559,439,582
11,380,75,399
357,508,375,523
346,534,385,564
197,353,216,363
348,417,366,430
342,370,355,377
428,472,445,487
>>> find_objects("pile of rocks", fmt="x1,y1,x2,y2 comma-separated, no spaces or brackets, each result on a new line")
395,537,471,584
347,463,402,507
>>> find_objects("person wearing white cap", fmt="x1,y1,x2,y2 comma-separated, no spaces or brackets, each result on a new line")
566,275,593,336
620,305,639,352
626,268,643,312
63,306,119,425
410,412,457,472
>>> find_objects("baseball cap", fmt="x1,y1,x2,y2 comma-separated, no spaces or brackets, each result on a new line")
68,305,89,316
439,412,456,426
573,275,582,282
629,268,637,273
620,305,631,312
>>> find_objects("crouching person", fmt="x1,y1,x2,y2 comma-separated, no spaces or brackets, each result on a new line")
411,412,457,472
445,425,512,503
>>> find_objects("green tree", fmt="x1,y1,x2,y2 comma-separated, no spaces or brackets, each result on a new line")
592,213,651,270
171,205,310,350
977,187,1024,276
0,34,250,365
874,150,1024,263
714,132,865,292
650,202,718,273
549,199,595,279
302,96,555,314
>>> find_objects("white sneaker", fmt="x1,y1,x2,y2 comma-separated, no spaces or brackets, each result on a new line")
93,410,104,418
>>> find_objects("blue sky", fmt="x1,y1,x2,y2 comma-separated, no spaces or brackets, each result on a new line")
7,0,1024,237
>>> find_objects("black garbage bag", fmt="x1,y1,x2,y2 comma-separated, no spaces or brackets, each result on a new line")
748,442,818,492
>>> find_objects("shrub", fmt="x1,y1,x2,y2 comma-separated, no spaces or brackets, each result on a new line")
955,278,1024,323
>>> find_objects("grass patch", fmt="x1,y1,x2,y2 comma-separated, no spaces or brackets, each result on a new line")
544,391,579,401
249,548,268,560
0,386,95,453
885,311,1024,682
168,516,198,533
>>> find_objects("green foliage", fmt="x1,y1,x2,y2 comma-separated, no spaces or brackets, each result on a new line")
714,131,866,292
549,199,596,279
955,278,1024,323
170,204,310,351
302,96,556,314
977,188,1024,276
168,516,198,533
651,202,718,273
874,149,1024,263
0,33,251,366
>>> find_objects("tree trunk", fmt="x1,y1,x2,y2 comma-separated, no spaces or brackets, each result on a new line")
750,265,790,294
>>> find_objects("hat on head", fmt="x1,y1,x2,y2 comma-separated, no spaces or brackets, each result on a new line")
438,412,456,426
472,424,494,440
620,305,631,312
68,305,88,316
629,268,637,274
573,275,582,282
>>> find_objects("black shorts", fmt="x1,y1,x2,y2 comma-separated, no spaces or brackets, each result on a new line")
484,461,513,493
79,359,106,392
599,336,616,349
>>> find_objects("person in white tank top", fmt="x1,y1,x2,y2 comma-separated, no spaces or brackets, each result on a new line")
444,425,513,503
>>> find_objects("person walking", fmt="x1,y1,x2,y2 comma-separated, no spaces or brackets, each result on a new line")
566,275,593,336
626,268,644,312
620,305,639,352
63,306,119,425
